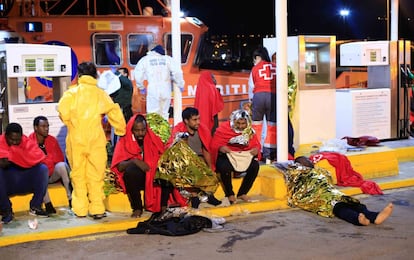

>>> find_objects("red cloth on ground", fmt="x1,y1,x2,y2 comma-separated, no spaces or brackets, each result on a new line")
111,114,187,212
194,71,224,132
0,134,45,168
309,152,383,195
28,133,64,176
210,121,262,167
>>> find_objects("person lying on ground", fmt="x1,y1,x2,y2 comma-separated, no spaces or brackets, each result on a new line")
277,156,393,226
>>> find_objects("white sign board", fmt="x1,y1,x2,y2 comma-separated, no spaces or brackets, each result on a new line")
336,88,390,139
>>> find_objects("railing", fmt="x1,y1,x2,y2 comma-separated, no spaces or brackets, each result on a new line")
4,0,171,17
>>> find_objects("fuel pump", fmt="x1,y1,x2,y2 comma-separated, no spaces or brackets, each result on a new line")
339,40,411,140
1,43,71,151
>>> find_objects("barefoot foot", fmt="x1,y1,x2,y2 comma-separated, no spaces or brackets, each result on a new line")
131,209,142,218
228,195,236,204
237,194,251,202
374,203,393,225
358,213,370,226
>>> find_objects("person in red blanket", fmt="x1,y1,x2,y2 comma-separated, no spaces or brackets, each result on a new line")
111,114,187,218
0,123,49,224
29,116,72,214
210,109,261,205
194,71,224,135
165,107,222,208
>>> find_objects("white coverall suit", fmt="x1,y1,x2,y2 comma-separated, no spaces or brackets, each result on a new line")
133,50,185,120
58,75,126,217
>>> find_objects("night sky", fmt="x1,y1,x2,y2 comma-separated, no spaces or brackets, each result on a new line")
40,0,414,41
180,0,414,40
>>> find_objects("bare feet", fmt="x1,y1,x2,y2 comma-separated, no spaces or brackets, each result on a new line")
374,203,393,225
358,213,370,226
131,209,142,218
237,194,251,202
228,195,236,204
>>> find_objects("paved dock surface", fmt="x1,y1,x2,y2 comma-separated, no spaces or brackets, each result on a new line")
1,138,413,248
1,187,413,260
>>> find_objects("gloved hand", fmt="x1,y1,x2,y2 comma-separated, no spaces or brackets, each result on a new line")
102,115,108,124
179,86,184,93
139,88,146,95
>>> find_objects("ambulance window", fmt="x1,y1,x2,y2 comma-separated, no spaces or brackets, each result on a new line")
93,34,122,67
165,34,193,64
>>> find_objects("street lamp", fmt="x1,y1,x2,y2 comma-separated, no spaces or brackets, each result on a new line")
339,9,350,39
339,9,350,17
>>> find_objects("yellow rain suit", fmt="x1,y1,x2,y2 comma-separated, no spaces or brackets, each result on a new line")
58,75,126,217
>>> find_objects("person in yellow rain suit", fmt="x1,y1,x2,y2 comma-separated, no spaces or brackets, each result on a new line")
58,62,126,219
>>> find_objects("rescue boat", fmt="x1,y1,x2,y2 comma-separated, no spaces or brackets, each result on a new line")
0,0,250,123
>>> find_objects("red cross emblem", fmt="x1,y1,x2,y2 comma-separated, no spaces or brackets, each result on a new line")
258,64,276,80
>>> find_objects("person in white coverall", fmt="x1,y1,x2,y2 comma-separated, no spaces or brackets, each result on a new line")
133,44,185,120
58,62,126,219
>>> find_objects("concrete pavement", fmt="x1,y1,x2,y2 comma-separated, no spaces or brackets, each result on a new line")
1,138,413,247
1,187,413,259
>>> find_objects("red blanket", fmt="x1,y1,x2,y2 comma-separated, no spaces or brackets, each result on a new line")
28,133,64,176
310,152,383,195
0,134,45,168
194,71,224,132
210,121,262,167
111,114,187,212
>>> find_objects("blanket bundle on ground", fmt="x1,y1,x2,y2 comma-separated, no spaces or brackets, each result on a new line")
341,136,380,147
127,209,213,236
310,152,383,195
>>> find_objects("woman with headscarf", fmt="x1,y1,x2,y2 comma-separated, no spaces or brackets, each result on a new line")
194,71,224,135
210,109,261,204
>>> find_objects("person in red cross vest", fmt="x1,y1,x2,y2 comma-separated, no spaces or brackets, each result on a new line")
249,46,277,162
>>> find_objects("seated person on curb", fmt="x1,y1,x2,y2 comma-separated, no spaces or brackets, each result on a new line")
159,107,222,209
210,109,261,205
29,116,72,214
0,123,50,224
111,114,187,218
278,156,393,226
